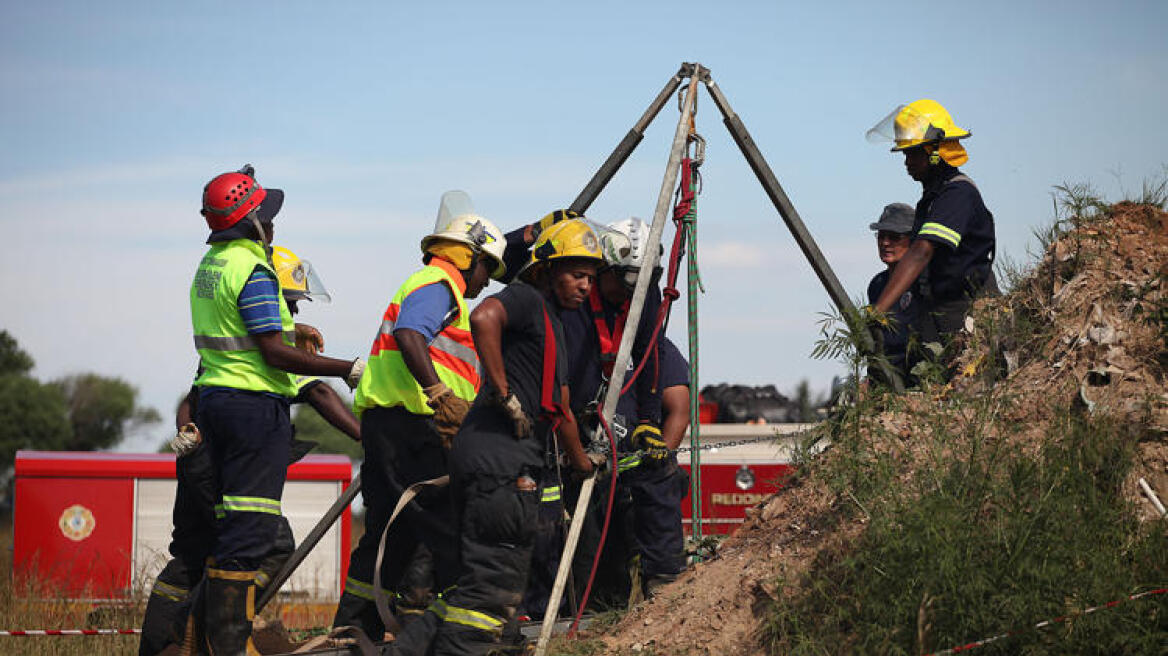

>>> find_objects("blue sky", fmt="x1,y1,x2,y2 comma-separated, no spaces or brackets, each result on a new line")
2,1,1165,451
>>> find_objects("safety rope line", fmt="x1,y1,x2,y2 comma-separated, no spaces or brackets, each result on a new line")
923,587,1167,655
567,411,620,638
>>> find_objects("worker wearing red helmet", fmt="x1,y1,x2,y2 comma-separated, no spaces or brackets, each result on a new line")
866,101,998,360
187,165,365,654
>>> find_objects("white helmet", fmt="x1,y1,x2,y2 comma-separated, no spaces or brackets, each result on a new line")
420,190,507,279
605,217,662,289
606,217,663,269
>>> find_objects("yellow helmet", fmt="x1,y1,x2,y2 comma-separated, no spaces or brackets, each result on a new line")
519,218,605,280
272,245,331,303
867,99,970,152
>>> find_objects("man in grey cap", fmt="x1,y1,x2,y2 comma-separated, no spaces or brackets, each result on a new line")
866,203,920,385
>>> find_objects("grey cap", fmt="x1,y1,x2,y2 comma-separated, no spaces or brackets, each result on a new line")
869,202,915,234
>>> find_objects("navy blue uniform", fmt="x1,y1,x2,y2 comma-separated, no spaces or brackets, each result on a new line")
912,168,998,341
867,270,920,382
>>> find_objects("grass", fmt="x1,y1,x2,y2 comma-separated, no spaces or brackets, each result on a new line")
760,192,1168,654
0,518,144,655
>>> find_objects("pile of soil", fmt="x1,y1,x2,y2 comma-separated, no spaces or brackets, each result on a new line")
593,202,1167,654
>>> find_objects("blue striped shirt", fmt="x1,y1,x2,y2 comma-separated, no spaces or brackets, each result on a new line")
238,266,283,334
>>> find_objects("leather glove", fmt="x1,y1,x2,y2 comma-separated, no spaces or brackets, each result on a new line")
494,390,532,439
630,422,669,467
531,209,580,241
426,383,470,449
346,358,366,390
294,323,324,354
170,423,202,457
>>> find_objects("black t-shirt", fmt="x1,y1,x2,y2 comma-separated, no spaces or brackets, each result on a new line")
452,281,567,476
913,168,996,301
867,270,919,373
614,336,688,424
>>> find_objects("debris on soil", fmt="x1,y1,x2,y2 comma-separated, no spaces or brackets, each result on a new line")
589,201,1167,654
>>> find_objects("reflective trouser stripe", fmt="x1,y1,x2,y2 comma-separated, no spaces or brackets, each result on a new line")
343,576,376,602
618,455,642,473
206,568,257,582
541,486,561,503
220,495,281,515
151,580,189,602
437,599,504,634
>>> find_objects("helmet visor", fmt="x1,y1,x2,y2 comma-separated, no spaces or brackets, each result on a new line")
282,258,332,303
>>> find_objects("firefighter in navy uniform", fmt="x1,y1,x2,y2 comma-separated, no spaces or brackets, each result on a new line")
187,166,365,655
333,192,508,640
140,247,358,656
390,219,603,656
866,100,998,356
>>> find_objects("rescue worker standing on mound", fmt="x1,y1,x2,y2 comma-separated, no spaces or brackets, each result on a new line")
392,219,603,656
334,192,507,639
189,165,365,654
866,100,998,353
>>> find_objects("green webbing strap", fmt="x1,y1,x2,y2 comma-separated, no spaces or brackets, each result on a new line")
681,160,705,544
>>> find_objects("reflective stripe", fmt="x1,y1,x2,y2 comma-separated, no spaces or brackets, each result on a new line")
195,334,256,351
194,331,296,351
541,486,561,503
431,334,479,370
214,504,225,519
429,598,449,619
618,455,642,473
220,495,281,516
442,603,504,634
207,568,258,582
379,320,479,373
919,221,962,248
151,580,189,602
343,576,376,601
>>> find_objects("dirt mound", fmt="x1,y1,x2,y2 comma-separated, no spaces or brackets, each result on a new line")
592,202,1167,654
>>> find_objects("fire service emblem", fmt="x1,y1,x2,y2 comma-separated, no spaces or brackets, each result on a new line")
58,504,96,542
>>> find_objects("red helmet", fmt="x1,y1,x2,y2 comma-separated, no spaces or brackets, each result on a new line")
201,168,268,231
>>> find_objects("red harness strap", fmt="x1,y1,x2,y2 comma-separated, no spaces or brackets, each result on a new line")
539,305,567,425
589,287,630,379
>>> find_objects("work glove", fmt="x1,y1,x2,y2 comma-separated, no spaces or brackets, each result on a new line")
345,358,366,390
493,389,532,439
294,323,324,354
531,209,581,241
426,382,470,449
170,422,201,457
630,422,669,467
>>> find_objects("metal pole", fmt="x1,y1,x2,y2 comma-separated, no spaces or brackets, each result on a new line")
699,76,904,392
256,473,362,612
535,63,703,656
568,64,691,214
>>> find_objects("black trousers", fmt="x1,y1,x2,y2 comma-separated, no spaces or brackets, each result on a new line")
333,406,458,638
139,442,295,656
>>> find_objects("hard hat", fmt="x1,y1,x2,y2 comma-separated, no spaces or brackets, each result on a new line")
272,246,332,303
420,190,507,279
605,217,662,270
866,99,971,152
519,218,605,279
201,165,283,232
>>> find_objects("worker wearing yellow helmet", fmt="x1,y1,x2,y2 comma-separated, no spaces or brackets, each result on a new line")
866,100,998,366
389,219,603,656
333,191,507,639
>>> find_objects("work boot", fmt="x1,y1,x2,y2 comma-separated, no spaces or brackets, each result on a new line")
204,569,260,656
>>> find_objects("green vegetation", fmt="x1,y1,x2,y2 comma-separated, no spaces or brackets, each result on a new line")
0,331,159,469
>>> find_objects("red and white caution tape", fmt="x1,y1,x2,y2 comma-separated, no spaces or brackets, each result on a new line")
0,628,141,637
925,588,1167,655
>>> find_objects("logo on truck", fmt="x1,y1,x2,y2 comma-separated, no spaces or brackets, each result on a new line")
58,504,96,541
